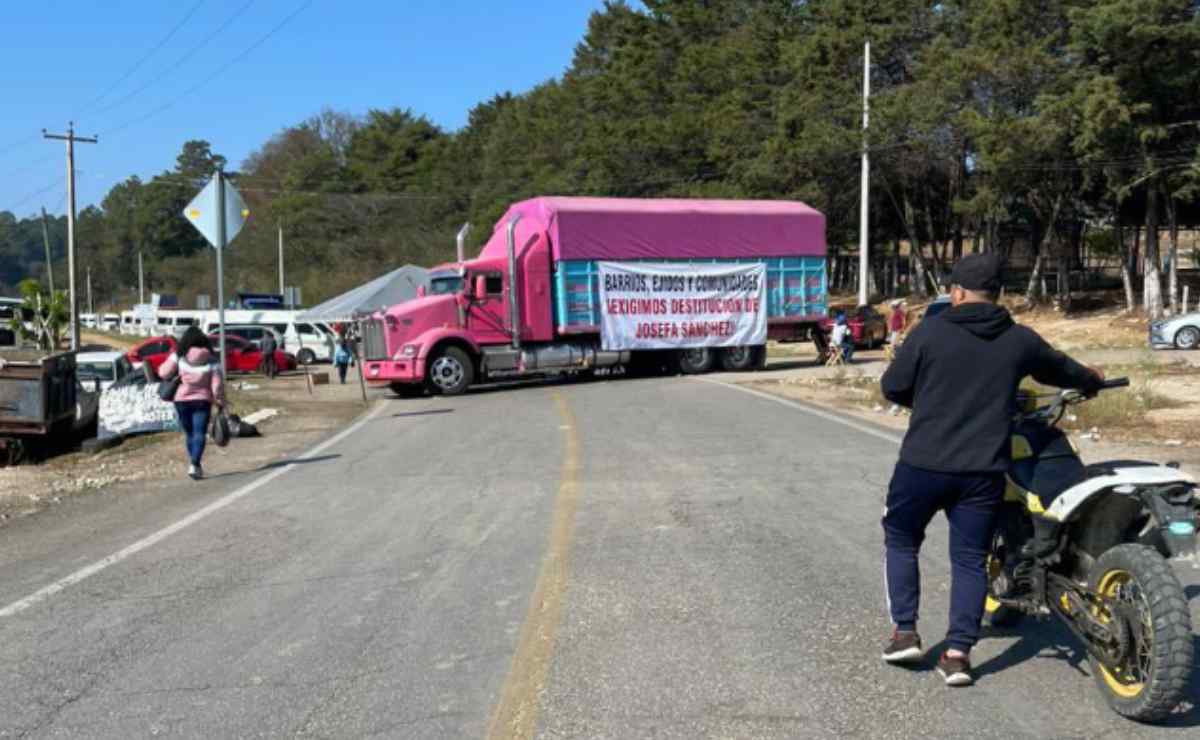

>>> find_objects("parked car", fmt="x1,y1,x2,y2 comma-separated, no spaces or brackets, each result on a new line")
125,335,296,375
214,334,298,373
1150,312,1200,350
201,318,335,365
75,351,133,392
820,304,889,348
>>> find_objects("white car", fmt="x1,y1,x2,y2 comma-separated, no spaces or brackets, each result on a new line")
76,350,134,392
1150,313,1200,350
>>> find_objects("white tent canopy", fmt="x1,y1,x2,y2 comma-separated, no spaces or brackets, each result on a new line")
297,265,429,322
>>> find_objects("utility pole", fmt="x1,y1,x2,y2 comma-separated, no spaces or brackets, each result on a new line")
138,250,145,304
857,40,871,308
215,169,228,380
40,207,56,294
43,123,97,351
87,267,93,316
278,222,285,301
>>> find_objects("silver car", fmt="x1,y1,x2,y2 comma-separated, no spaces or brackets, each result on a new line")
1150,313,1200,350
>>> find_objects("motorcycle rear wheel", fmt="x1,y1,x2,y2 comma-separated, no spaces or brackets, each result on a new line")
1087,544,1193,723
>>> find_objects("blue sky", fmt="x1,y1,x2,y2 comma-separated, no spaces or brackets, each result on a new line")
0,0,608,218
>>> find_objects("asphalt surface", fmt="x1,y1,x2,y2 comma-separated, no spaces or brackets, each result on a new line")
1,374,1197,739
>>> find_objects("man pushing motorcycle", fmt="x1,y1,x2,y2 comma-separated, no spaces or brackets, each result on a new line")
879,253,1104,686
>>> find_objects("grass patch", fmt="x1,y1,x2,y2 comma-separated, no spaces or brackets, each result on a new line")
1026,359,1186,432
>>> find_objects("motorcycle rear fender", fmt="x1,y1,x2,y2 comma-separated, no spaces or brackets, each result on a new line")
1045,465,1196,522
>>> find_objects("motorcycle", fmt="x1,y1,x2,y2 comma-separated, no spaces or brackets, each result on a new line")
985,377,1198,722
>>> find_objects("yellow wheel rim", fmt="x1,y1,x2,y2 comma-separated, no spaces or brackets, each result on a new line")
1094,569,1148,699
985,552,1003,614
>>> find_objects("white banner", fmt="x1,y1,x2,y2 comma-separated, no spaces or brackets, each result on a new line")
598,262,767,350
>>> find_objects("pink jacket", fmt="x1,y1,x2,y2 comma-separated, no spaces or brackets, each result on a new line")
159,347,225,404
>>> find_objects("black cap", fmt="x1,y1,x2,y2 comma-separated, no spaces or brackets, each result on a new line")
949,253,1004,293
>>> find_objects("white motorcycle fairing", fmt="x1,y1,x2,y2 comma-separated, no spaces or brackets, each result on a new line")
1046,464,1197,522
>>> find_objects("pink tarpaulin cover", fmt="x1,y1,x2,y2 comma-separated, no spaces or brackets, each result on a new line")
478,196,826,262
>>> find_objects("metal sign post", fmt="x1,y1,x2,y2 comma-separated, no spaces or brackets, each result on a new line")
215,171,228,378
183,170,250,381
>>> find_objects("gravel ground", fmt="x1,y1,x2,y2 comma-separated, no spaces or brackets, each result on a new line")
0,367,376,524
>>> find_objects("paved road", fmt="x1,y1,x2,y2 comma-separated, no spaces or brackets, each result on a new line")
1,376,1197,738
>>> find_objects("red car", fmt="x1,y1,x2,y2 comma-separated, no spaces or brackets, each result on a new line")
126,335,295,375
820,304,889,348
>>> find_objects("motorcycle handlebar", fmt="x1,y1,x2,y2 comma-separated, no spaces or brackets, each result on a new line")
1100,377,1130,390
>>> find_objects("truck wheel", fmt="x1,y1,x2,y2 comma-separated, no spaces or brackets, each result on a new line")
677,348,714,375
427,346,474,396
719,346,759,371
389,382,425,399
297,348,316,366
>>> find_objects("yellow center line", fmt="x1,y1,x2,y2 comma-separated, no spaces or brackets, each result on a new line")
486,392,582,740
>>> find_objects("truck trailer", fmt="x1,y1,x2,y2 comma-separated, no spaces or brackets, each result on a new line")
362,197,828,396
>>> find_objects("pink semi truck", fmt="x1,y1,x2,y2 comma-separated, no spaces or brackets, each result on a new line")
362,197,829,396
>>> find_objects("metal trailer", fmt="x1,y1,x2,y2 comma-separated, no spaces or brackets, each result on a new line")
0,350,78,465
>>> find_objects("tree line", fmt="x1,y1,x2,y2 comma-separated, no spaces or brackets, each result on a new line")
2,0,1198,317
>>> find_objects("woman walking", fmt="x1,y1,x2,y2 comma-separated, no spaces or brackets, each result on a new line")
158,326,225,480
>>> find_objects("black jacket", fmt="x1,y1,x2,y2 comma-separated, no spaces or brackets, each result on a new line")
881,302,1101,473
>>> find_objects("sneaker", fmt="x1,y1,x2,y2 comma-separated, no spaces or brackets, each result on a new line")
936,652,974,686
194,463,204,480
187,464,199,480
882,629,923,664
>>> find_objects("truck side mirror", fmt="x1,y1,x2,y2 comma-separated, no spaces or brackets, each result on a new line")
475,275,487,298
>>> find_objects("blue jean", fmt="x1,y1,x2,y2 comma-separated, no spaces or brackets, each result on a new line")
174,401,212,466
882,462,1004,651
841,340,855,362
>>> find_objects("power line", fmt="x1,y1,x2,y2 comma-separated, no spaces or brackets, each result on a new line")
87,0,258,120
75,0,209,116
100,0,312,139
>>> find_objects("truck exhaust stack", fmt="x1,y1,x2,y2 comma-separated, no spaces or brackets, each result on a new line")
455,222,470,264
506,215,522,350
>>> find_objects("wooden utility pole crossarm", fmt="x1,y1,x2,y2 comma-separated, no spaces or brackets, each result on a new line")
43,123,98,351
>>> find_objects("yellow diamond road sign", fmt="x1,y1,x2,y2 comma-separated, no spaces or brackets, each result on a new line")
182,174,250,248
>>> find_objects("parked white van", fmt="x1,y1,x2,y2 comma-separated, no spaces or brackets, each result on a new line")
201,310,335,364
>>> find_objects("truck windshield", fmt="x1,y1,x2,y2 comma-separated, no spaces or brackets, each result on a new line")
429,277,463,295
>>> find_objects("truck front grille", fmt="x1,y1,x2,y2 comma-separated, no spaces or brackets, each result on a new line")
362,319,389,361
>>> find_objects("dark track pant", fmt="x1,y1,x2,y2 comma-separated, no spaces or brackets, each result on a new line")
882,462,1004,652
174,401,211,467
336,362,349,384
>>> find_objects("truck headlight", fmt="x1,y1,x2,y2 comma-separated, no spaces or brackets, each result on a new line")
394,344,419,360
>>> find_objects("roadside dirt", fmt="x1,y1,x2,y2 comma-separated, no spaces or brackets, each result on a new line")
746,344,1200,471
0,365,375,525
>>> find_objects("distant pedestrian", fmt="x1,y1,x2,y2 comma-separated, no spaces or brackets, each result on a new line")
830,312,854,362
333,338,354,384
260,331,278,379
888,299,907,346
158,326,225,480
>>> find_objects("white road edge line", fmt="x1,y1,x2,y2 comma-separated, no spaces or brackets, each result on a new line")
0,402,387,619
693,377,904,446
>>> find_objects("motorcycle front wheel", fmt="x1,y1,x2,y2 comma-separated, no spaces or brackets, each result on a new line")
1087,544,1193,723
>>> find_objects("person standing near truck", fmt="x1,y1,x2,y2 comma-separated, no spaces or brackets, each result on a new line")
333,338,354,384
878,253,1102,686
158,327,225,480
259,331,278,379
888,299,907,345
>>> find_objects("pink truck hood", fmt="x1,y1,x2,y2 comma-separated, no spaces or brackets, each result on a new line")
477,196,826,262
379,294,459,341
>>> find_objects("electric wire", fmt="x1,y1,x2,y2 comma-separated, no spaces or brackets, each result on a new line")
74,0,209,117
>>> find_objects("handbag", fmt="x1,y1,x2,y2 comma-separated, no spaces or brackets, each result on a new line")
157,375,182,402
210,408,231,447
